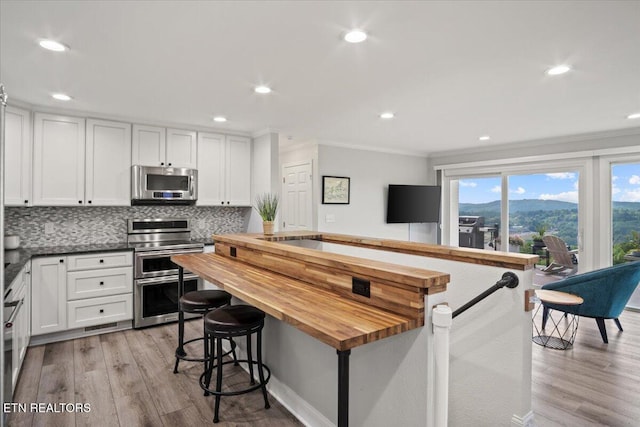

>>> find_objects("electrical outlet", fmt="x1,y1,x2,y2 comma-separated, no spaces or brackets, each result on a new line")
325,214,336,223
352,277,370,298
44,222,55,234
197,219,206,229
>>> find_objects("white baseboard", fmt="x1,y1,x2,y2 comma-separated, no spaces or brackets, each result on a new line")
511,411,535,427
267,375,334,427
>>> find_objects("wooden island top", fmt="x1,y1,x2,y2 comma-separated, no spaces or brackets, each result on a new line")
215,231,539,271
172,252,421,351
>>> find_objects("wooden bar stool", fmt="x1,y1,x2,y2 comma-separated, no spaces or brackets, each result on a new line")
173,289,234,373
200,304,271,423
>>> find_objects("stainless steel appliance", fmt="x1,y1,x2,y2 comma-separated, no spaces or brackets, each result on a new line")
131,165,198,205
459,216,485,249
128,218,204,328
1,83,9,413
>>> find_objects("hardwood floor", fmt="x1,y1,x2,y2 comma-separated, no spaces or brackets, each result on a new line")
9,309,640,426
8,319,302,427
532,308,640,426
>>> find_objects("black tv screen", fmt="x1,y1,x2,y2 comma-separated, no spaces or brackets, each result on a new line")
386,185,441,223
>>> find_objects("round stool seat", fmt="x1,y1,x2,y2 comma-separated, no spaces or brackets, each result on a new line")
205,304,265,331
180,290,232,312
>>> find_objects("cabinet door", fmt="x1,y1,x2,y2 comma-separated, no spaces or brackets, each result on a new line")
86,119,132,206
33,113,85,206
226,135,252,206
132,124,165,166
166,128,197,168
4,106,31,206
196,132,226,205
32,257,67,335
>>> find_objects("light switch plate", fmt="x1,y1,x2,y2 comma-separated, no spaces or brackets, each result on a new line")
325,214,336,223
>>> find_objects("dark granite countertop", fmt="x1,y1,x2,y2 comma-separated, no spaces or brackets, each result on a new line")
4,243,132,297
191,237,215,246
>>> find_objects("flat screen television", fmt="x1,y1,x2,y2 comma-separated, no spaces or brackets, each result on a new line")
386,185,441,223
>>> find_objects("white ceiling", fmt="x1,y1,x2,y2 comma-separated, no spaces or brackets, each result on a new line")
1,1,639,156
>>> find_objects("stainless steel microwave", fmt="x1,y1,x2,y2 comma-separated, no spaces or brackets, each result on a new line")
131,165,198,204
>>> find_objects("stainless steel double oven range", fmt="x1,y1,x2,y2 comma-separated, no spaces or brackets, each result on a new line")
128,218,204,328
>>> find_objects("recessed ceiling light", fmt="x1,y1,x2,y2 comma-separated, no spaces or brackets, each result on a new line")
52,93,72,101
479,135,491,141
213,116,227,123
255,85,272,94
627,112,640,120
546,65,571,76
380,112,394,119
39,39,67,52
344,30,367,43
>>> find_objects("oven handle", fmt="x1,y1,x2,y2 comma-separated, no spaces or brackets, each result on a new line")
135,274,200,286
136,248,203,258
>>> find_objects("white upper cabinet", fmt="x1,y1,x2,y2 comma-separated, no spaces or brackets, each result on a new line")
132,125,197,168
132,124,165,166
4,106,32,206
197,132,225,205
166,128,197,168
85,119,132,206
33,113,86,206
226,135,251,206
197,133,251,206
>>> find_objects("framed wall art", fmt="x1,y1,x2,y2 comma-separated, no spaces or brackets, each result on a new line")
322,176,350,204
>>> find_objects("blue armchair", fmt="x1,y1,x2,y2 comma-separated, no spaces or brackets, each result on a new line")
541,261,640,343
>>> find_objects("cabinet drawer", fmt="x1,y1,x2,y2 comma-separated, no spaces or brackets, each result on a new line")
67,251,132,271
67,293,133,329
67,267,133,300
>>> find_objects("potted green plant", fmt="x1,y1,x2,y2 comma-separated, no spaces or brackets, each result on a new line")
532,224,547,253
254,192,279,235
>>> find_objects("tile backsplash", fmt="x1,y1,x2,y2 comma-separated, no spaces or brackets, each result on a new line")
5,206,251,247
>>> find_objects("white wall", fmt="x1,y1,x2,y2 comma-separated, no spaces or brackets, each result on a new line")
317,145,436,242
248,132,280,233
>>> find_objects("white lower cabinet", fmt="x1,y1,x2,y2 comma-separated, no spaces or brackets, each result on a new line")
32,251,133,338
32,257,67,335
9,261,31,391
67,293,133,329
67,267,133,300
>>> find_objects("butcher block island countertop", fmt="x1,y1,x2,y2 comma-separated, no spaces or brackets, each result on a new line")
171,232,453,351
172,252,428,351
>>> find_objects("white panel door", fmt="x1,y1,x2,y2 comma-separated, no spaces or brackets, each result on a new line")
166,128,197,168
225,135,251,206
32,257,67,336
33,113,86,206
4,106,31,206
86,119,132,206
132,124,165,166
282,162,313,230
197,132,226,205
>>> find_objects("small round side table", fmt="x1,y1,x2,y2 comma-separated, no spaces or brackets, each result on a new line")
532,289,584,350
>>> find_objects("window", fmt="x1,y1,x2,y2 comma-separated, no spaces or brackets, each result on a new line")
611,162,640,264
